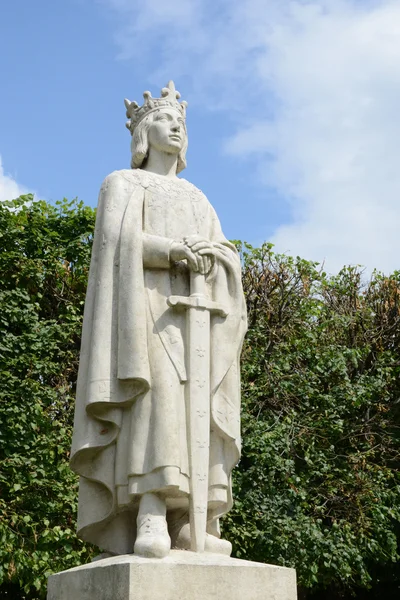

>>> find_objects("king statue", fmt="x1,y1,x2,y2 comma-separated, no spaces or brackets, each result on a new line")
70,81,247,559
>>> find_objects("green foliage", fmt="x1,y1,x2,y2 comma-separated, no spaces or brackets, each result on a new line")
1,199,400,598
224,242,400,596
0,196,96,599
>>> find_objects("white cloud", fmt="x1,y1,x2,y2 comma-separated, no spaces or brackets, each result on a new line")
101,0,400,274
0,156,30,202
233,0,400,275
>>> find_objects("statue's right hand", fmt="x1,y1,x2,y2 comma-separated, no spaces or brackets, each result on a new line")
170,241,199,272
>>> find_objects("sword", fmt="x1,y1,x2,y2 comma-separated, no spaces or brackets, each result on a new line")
168,270,228,552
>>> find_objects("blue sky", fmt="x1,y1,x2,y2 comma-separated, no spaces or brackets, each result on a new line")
1,0,400,273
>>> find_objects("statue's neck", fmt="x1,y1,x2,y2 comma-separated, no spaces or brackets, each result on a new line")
143,149,178,179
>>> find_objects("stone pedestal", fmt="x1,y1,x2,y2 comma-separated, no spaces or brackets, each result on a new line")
47,550,297,600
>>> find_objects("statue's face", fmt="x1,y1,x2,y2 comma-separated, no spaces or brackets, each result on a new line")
147,108,185,155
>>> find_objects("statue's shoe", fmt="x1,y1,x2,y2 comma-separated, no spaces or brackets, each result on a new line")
134,514,171,558
171,523,232,556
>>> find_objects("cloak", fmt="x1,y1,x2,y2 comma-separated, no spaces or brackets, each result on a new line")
70,169,247,553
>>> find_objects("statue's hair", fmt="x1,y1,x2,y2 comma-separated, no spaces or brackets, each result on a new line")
130,110,188,173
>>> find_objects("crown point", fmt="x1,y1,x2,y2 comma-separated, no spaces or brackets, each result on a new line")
124,98,131,110
143,91,152,100
166,80,181,99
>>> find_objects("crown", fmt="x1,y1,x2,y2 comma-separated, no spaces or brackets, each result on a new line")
124,80,188,135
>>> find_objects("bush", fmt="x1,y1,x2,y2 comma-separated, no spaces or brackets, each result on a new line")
225,243,400,597
0,196,96,599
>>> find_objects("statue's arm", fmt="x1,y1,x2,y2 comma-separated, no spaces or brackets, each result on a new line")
207,203,241,272
208,204,237,252
142,234,200,271
142,233,174,269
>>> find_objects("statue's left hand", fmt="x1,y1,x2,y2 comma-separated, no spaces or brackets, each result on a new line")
211,242,240,272
183,235,216,275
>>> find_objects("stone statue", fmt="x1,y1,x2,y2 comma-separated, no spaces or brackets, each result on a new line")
70,81,247,559
48,82,296,600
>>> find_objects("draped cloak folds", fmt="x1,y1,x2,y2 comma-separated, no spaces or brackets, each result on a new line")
70,169,247,554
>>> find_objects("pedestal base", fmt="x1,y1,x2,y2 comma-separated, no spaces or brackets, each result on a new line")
47,550,297,600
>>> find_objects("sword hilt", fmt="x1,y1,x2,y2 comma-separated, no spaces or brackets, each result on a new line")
168,262,228,317
190,270,206,297
168,290,228,317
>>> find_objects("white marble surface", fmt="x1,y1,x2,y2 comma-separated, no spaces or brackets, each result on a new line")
47,551,297,600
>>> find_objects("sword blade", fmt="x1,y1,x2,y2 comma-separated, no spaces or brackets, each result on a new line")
187,305,210,553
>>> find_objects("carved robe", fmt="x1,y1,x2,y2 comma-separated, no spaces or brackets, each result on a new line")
70,169,247,554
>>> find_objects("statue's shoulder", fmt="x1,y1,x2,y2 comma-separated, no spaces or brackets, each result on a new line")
100,169,144,192
97,170,146,220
